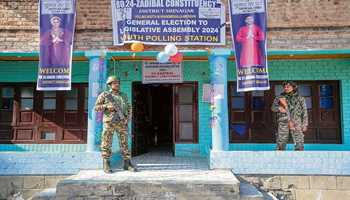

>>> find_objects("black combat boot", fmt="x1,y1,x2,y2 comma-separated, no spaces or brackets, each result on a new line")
123,159,137,172
276,144,286,151
103,158,112,173
295,145,304,151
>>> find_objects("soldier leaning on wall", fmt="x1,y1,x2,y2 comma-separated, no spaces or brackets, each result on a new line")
94,76,137,173
271,81,308,151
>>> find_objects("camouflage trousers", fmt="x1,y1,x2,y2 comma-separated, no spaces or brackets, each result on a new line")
276,121,304,150
101,122,131,160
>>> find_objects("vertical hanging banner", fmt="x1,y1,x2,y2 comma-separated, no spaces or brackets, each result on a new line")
111,0,226,45
37,0,76,91
229,0,270,92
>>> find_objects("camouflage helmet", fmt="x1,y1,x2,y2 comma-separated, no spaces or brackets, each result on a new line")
282,81,298,89
282,81,297,87
106,76,119,85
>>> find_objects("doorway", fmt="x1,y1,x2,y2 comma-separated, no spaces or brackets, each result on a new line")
132,83,173,156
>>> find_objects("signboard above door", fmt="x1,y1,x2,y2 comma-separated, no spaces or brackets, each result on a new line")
142,61,183,84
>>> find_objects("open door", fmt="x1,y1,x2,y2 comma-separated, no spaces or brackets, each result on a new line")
132,83,174,156
132,82,197,156
132,83,150,156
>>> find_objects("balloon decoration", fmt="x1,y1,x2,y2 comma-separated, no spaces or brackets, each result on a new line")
156,52,170,63
155,43,184,63
169,52,183,63
130,42,144,52
164,43,178,56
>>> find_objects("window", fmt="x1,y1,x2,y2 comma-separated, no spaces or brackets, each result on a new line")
65,88,78,111
0,83,88,144
0,87,15,141
84,87,88,111
229,83,274,143
20,87,34,111
228,81,341,144
0,87,14,122
17,87,35,126
62,85,87,141
316,83,340,143
40,132,55,140
43,91,56,110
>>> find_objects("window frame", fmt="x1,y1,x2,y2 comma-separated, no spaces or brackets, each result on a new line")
0,83,88,144
228,81,341,144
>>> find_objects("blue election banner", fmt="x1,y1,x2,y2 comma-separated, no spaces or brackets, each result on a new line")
111,0,226,45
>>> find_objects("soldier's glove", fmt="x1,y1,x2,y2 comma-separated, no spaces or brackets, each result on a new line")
278,107,287,113
302,126,308,132
122,118,128,125
288,120,296,131
279,98,288,108
107,105,115,112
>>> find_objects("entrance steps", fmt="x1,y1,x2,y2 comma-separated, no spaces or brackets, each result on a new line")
30,169,268,200
29,151,266,199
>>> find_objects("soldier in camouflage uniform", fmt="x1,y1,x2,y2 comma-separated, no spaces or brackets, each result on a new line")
271,81,308,151
94,76,137,173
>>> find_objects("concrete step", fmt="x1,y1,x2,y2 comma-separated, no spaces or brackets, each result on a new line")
55,169,240,200
262,192,278,200
239,183,264,200
29,188,56,200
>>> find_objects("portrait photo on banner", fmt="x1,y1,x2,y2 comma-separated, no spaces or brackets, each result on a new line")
232,13,266,69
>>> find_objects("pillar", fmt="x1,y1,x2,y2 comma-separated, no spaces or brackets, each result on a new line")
209,49,231,151
85,50,107,152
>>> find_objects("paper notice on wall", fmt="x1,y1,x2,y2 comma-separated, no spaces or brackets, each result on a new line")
142,61,183,84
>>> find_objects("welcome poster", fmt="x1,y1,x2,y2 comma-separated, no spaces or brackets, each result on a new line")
229,0,269,92
37,0,76,91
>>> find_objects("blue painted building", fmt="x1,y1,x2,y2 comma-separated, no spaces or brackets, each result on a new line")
1,49,350,175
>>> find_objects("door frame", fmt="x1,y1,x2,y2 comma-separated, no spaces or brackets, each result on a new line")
131,82,198,156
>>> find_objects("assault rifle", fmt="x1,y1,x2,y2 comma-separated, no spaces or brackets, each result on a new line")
105,92,126,123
